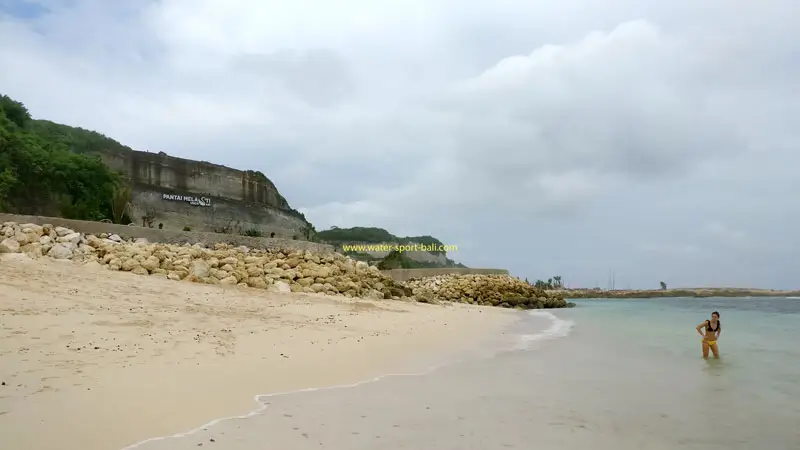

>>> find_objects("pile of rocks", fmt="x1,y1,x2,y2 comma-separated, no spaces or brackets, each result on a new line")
0,222,574,309
0,222,411,300
404,274,573,309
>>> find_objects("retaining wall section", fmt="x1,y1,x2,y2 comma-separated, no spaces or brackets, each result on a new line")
0,213,333,253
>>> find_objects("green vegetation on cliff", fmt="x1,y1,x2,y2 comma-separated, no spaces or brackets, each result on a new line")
317,226,446,253
375,250,466,270
318,226,467,268
28,119,133,155
347,250,466,268
0,95,122,221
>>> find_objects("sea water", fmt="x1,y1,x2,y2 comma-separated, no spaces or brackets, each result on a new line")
129,297,800,450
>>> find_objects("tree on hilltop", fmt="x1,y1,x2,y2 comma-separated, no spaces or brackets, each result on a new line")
0,93,123,220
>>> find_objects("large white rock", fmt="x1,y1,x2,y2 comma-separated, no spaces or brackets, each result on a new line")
47,243,75,260
20,223,43,235
269,281,292,293
190,260,211,278
0,238,21,253
56,232,81,245
54,226,74,237
355,261,369,273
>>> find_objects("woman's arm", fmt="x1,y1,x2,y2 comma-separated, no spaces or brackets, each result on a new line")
696,322,706,337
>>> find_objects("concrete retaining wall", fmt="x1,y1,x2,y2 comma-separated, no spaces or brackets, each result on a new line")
380,268,510,282
0,213,334,253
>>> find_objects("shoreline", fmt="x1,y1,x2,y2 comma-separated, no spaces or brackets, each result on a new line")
557,287,800,299
124,341,500,450
131,310,565,450
0,255,518,450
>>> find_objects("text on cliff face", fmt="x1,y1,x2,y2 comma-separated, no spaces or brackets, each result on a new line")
161,193,212,207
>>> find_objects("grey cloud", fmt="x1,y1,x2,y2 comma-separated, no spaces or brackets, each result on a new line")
1,0,798,288
231,49,356,107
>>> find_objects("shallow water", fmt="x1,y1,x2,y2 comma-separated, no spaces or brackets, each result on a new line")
131,297,800,450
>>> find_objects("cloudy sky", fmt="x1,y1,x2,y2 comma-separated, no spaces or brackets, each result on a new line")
1,0,797,289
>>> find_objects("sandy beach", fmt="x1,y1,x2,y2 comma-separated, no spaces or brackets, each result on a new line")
0,254,517,450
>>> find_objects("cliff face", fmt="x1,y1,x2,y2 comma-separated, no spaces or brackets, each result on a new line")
1,100,312,239
99,148,312,237
101,149,293,210
22,119,312,238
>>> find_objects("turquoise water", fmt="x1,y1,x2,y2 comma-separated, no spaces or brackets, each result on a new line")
550,297,800,447
565,297,800,410
568,297,800,416
131,297,800,450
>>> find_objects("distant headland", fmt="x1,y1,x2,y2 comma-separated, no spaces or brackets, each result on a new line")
555,287,800,299
316,226,466,269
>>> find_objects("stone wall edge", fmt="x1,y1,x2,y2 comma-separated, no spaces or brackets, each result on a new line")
0,213,334,253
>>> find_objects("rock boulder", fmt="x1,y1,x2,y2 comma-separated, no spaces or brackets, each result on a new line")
403,274,573,309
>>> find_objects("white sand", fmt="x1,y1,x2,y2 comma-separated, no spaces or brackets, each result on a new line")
0,254,517,450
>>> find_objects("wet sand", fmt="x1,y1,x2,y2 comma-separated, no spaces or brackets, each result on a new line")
0,254,517,450
131,299,800,450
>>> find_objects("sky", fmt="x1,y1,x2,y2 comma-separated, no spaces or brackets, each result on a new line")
0,0,798,289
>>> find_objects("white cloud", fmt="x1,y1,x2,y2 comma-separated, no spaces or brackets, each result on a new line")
1,0,798,288
703,222,748,247
638,244,701,256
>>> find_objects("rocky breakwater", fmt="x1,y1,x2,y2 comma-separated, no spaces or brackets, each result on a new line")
404,274,575,309
0,222,412,300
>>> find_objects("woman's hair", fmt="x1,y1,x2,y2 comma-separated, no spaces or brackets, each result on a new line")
711,311,720,318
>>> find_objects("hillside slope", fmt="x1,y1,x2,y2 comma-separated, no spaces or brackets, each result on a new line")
0,94,312,233
0,95,120,220
317,226,466,268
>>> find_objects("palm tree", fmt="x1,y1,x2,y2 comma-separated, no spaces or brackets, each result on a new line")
660,281,667,290
110,183,131,224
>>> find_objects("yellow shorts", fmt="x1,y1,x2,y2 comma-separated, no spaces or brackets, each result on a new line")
704,340,716,346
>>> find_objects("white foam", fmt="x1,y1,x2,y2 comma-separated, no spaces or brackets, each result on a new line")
514,310,575,350
119,310,573,450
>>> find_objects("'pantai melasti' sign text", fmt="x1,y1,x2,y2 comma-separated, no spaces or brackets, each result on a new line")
162,193,212,207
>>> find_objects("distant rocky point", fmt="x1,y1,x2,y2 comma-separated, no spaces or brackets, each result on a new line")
316,226,467,269
555,287,800,299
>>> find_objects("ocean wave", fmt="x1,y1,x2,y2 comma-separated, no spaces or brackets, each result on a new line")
514,310,575,350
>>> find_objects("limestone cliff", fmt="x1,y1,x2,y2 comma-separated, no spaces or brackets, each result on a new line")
28,120,314,238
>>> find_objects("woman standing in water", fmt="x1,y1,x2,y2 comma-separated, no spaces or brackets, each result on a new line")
696,311,722,358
